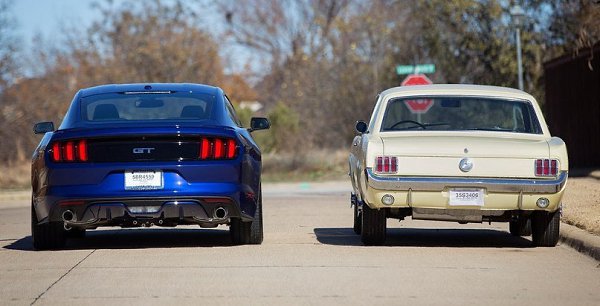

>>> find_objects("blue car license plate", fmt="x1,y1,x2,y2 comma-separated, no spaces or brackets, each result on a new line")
125,171,164,190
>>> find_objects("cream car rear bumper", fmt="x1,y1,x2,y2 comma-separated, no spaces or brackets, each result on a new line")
364,169,567,211
367,169,567,194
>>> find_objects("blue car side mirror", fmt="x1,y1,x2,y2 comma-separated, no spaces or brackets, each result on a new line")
34,122,55,134
249,117,270,132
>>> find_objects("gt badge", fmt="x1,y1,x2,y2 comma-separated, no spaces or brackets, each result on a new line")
133,147,155,154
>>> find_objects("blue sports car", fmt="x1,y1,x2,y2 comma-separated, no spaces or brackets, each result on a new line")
31,83,270,249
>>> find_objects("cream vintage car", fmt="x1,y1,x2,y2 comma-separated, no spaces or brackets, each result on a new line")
349,84,568,246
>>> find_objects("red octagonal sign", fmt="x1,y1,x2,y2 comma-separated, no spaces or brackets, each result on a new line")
401,74,433,114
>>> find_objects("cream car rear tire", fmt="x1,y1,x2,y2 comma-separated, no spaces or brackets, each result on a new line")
361,204,386,246
531,210,560,247
509,217,532,236
353,202,362,235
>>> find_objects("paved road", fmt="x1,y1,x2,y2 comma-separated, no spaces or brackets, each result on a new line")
1,183,599,305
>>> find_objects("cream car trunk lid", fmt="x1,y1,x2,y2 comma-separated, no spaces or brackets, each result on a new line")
381,134,549,178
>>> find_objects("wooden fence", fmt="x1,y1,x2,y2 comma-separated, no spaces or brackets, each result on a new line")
544,43,600,168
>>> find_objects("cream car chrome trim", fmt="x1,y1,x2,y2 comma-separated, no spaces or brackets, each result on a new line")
366,168,567,194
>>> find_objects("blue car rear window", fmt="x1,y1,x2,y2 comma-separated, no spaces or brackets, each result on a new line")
81,91,216,122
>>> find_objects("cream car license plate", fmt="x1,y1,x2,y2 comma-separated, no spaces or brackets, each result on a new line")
449,189,484,206
125,171,163,190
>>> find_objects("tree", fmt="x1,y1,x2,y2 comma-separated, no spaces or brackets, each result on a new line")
73,0,224,85
223,0,411,149
546,0,600,69
0,0,18,91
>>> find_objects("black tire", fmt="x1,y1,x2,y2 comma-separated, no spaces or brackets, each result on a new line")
353,202,362,235
531,210,560,247
31,203,65,250
509,217,532,236
360,204,386,246
230,188,263,245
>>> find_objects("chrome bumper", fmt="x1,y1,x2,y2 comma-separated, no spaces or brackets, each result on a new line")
366,169,568,194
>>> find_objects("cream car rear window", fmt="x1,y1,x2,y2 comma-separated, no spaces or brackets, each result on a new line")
380,97,542,134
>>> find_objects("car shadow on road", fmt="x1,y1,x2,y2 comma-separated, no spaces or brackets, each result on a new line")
4,228,235,251
313,227,533,248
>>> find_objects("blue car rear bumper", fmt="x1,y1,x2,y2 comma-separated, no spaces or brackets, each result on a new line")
34,160,260,227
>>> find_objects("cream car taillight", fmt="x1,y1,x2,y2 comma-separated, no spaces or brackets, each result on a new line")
375,156,397,174
535,159,558,177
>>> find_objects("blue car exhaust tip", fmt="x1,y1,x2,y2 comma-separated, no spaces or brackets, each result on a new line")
214,207,228,219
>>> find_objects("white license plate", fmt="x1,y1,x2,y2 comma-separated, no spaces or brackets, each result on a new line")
449,189,484,206
125,171,163,190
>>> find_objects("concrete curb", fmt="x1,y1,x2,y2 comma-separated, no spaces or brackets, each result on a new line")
559,222,600,262
0,190,30,201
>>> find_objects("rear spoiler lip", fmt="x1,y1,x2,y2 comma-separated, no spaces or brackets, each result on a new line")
50,125,238,141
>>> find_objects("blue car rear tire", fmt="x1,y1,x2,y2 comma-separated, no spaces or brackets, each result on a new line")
31,201,66,250
230,188,263,245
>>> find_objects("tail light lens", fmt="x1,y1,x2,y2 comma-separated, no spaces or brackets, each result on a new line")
78,140,88,161
64,142,75,161
535,159,558,177
50,139,89,163
199,137,238,160
375,156,398,174
227,139,236,159
52,143,61,162
214,139,224,159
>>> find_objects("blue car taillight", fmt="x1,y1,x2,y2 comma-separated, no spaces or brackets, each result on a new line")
199,137,237,160
51,139,88,162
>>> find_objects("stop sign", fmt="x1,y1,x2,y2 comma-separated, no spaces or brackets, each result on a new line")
401,74,433,114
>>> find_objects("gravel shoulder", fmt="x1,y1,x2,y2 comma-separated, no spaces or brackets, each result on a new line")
562,177,600,236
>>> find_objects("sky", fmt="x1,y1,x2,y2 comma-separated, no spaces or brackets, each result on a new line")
13,0,105,46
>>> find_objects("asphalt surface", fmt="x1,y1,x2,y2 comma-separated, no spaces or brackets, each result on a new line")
1,182,599,305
